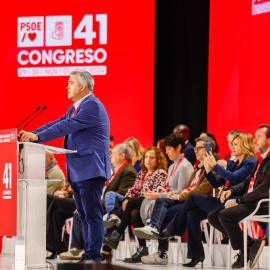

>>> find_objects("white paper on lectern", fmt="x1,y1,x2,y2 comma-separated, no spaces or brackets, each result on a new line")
18,141,77,154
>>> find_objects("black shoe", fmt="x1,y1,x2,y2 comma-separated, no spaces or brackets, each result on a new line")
221,236,229,244
249,239,265,268
153,229,174,240
183,258,204,268
231,249,249,269
101,252,112,262
77,254,94,263
123,246,148,263
46,251,57,259
103,230,123,250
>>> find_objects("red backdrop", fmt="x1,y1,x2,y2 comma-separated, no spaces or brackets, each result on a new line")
208,0,270,158
0,0,155,173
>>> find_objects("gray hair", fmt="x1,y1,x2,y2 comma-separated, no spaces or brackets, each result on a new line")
195,136,216,152
70,70,94,91
118,144,132,162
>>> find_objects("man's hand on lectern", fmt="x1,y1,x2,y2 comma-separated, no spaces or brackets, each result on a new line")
19,130,39,142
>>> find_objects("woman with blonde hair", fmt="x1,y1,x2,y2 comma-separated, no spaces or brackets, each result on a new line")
124,137,144,172
150,133,257,267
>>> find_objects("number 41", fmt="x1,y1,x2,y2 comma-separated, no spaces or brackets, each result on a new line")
74,14,107,45
3,163,12,189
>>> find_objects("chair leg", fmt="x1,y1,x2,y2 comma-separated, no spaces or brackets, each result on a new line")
176,236,184,265
68,219,73,251
124,228,132,259
216,229,226,266
244,220,248,270
208,226,214,267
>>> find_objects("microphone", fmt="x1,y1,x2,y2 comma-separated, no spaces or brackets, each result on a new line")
21,106,47,131
15,106,41,128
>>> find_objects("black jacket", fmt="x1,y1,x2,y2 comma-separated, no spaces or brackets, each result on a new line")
230,154,270,206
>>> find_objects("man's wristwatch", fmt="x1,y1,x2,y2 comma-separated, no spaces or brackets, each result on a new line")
236,198,240,204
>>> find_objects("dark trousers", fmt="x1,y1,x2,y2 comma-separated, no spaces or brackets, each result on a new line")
117,196,146,247
46,195,76,253
69,177,105,261
151,199,183,251
166,193,223,258
150,198,181,230
208,202,268,250
71,213,84,250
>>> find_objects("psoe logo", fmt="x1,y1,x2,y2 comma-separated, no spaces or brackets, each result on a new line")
17,17,44,47
252,0,270,15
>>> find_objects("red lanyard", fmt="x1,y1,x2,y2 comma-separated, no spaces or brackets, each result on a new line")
181,168,201,193
247,151,270,193
105,161,129,187
165,155,185,190
137,170,156,191
193,160,200,169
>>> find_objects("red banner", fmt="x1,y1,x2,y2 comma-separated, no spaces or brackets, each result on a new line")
208,0,270,157
0,129,17,236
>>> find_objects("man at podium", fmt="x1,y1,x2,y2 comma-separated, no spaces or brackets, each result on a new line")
19,70,111,262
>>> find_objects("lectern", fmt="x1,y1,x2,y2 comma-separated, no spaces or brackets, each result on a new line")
0,128,77,270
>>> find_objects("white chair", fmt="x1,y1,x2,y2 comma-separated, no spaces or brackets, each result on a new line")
242,198,270,270
61,217,73,251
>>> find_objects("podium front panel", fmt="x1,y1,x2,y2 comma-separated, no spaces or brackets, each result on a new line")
0,129,17,236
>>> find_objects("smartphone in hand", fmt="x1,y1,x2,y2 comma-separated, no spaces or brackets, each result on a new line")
206,142,211,154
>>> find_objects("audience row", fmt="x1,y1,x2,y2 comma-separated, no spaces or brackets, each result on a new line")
46,124,270,270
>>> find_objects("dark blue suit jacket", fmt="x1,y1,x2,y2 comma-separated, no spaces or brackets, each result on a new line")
184,141,196,165
204,156,257,189
32,94,111,182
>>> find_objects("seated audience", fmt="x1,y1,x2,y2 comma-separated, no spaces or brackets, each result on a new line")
103,146,168,262
173,124,197,165
46,152,66,195
157,138,166,157
200,131,221,160
154,133,257,267
208,125,270,269
133,136,214,264
101,144,137,215
124,137,144,172
218,130,241,168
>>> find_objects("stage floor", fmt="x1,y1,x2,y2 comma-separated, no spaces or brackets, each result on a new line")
0,255,269,270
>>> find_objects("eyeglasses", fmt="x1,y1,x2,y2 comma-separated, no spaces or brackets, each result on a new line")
194,146,206,152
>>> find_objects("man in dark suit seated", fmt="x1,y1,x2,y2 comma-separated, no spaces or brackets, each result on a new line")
208,124,270,269
103,143,137,224
173,124,196,165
